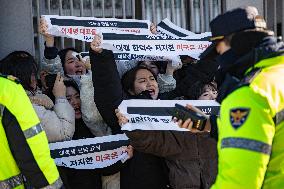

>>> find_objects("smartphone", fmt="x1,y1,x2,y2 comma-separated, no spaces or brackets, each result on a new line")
168,103,207,131
45,74,57,90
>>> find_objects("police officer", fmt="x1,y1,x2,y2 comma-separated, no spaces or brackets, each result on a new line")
180,6,284,189
201,6,265,141
209,6,284,189
0,74,62,188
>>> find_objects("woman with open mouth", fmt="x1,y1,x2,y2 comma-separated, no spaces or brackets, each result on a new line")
39,17,122,189
90,33,218,189
90,34,174,189
54,79,102,189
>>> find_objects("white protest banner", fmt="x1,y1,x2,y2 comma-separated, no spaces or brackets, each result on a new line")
80,52,174,62
157,18,195,38
114,53,180,62
100,33,211,59
157,18,212,40
57,28,210,60
118,100,220,131
80,51,181,69
43,15,152,40
49,134,129,169
44,15,211,59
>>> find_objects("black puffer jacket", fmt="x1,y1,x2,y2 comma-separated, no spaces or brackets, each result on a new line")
90,49,170,189
58,119,102,189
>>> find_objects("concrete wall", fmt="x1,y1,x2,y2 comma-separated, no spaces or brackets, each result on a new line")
0,0,34,59
225,0,263,16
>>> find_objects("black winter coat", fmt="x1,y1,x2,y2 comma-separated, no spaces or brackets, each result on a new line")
90,49,171,189
58,119,102,189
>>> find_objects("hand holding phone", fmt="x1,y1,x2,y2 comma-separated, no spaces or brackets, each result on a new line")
52,73,66,98
168,103,208,131
45,73,66,98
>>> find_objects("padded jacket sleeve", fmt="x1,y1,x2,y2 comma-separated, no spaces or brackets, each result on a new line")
90,49,124,134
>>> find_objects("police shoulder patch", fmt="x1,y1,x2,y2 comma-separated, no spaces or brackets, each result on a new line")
230,108,250,129
0,74,20,84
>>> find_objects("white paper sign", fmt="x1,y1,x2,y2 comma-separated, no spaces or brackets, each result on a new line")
49,134,130,169
118,100,220,131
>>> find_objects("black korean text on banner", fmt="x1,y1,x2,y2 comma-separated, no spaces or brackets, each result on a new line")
43,15,152,41
80,52,169,62
44,15,211,60
57,28,211,60
49,134,130,169
118,100,220,131
100,33,211,60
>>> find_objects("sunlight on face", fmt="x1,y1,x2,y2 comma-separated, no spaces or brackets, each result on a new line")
131,69,159,100
198,84,218,100
30,72,37,91
64,50,86,75
66,86,82,119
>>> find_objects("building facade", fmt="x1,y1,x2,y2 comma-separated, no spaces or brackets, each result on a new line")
0,0,283,61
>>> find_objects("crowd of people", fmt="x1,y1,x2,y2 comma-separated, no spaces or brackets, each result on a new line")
1,5,284,189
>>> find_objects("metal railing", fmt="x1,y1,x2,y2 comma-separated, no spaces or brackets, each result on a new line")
263,0,283,38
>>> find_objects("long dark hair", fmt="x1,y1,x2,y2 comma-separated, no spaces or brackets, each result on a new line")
121,66,157,95
185,81,217,100
58,48,79,74
137,61,167,74
64,80,93,138
44,77,79,103
64,79,80,94
0,51,38,92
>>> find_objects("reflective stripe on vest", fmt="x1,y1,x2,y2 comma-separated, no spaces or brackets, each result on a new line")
40,177,63,189
23,123,43,139
0,174,23,189
274,109,284,126
0,104,4,117
221,137,272,155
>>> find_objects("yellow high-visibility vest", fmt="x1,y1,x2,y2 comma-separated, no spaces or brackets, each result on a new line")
211,56,284,188
0,75,61,189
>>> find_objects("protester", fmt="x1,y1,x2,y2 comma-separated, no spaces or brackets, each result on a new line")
64,80,99,139
185,81,218,100
117,116,217,189
54,80,102,189
90,34,171,189
116,22,182,94
174,57,218,99
39,17,111,135
138,60,181,93
180,6,284,189
39,17,126,189
0,51,75,143
115,80,218,189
